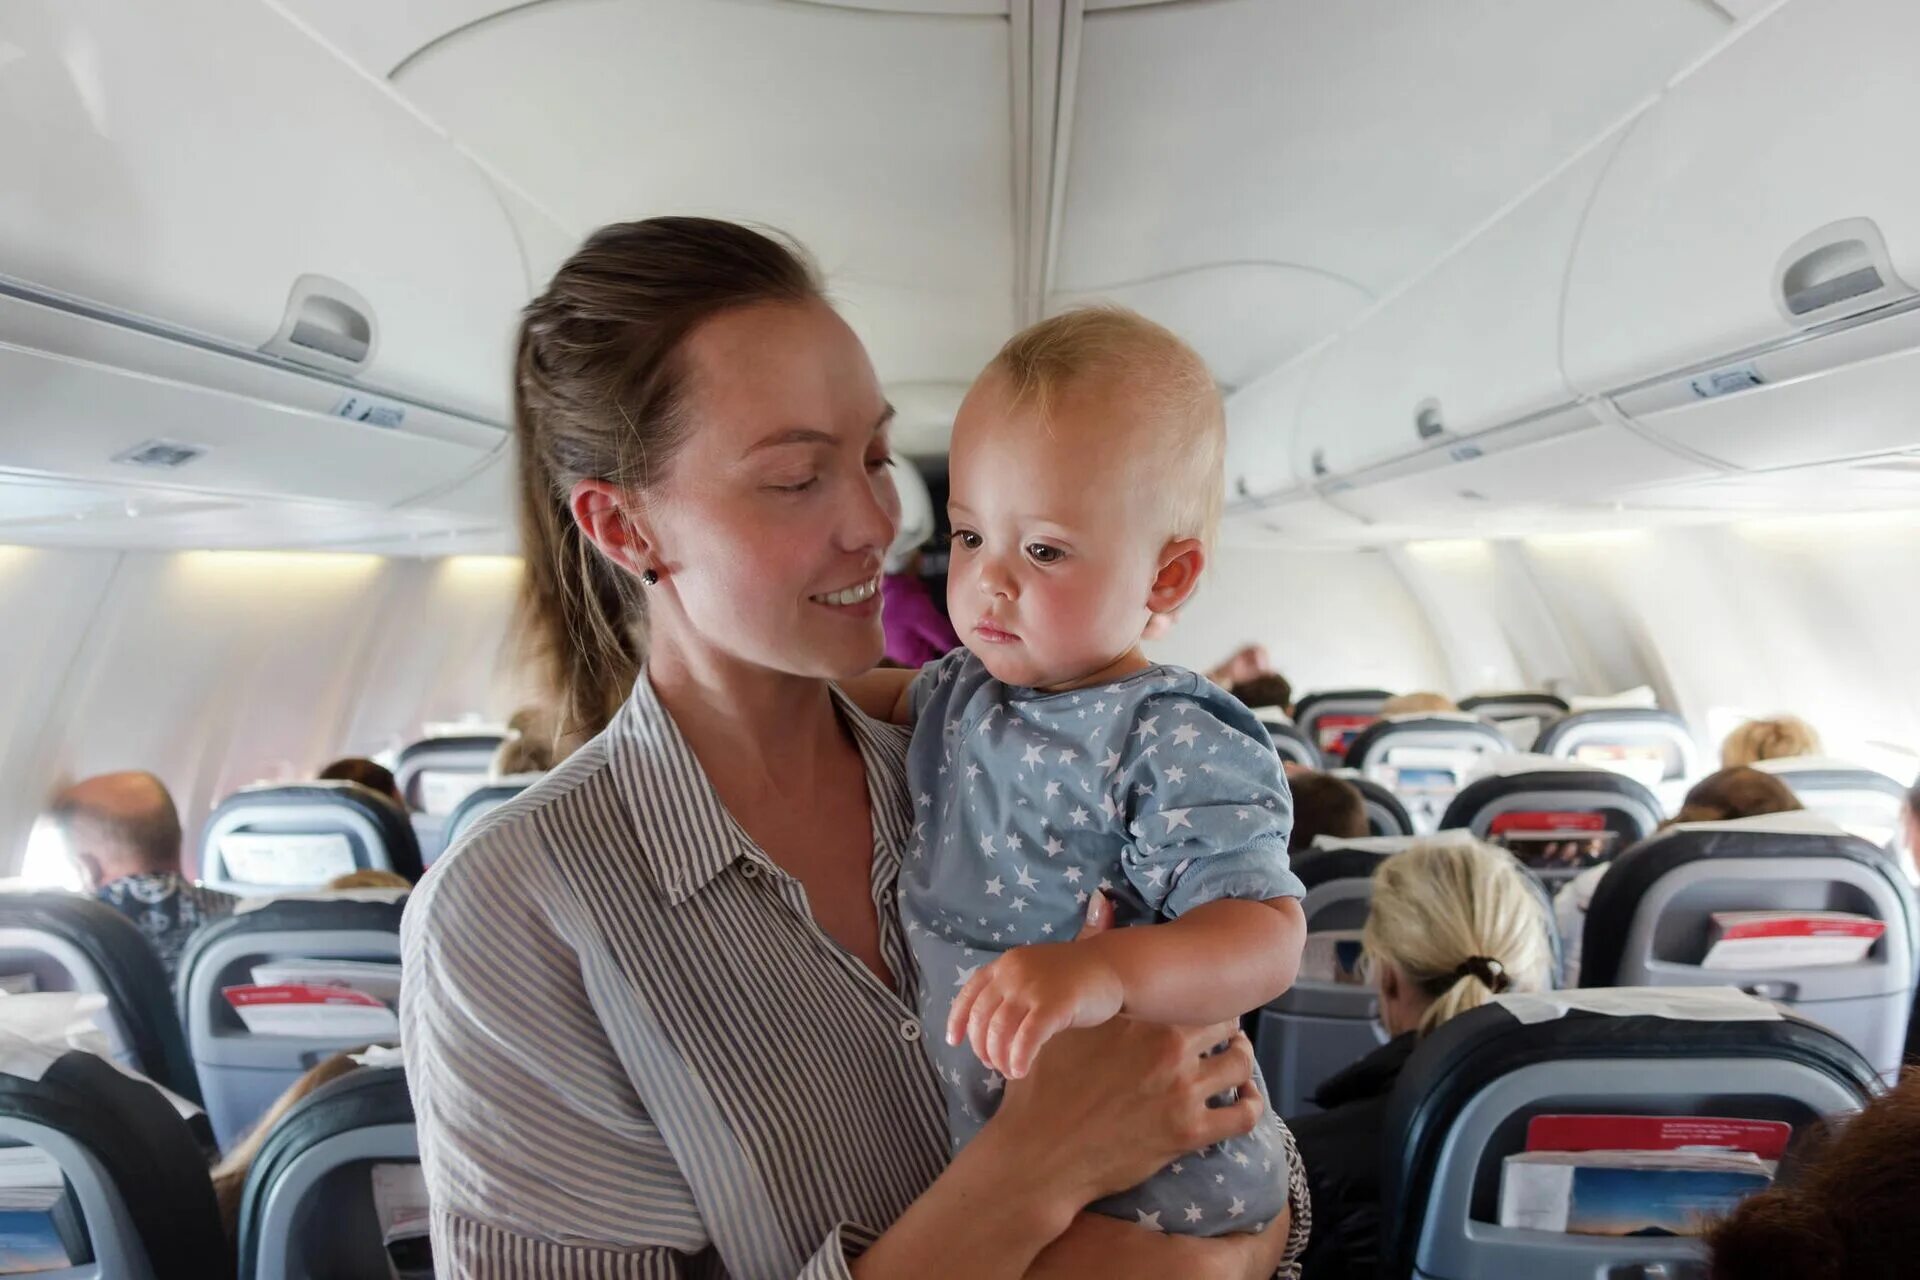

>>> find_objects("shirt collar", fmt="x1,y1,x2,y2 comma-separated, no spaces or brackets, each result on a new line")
608,670,911,906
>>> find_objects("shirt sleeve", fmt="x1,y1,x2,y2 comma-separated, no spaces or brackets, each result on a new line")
906,646,971,723
1116,689,1305,919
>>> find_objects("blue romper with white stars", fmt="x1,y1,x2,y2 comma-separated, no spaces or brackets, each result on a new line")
899,648,1306,1237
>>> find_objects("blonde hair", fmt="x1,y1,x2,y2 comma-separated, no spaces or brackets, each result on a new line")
1364,838,1553,1037
1722,715,1822,768
989,306,1224,548
324,869,410,891
211,1048,371,1239
493,705,560,777
1382,691,1457,716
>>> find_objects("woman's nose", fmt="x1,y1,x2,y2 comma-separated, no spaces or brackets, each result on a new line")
846,468,899,555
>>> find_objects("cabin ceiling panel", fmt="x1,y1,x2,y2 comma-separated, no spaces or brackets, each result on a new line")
388,0,1018,391
1057,0,1732,381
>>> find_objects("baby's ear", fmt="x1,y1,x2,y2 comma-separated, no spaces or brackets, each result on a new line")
1147,538,1206,615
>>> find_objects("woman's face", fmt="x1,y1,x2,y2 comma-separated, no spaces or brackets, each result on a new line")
639,301,900,681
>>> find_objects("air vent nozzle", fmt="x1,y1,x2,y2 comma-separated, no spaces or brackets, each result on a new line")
113,439,206,469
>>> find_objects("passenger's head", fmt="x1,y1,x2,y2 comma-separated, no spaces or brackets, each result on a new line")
1231,672,1294,717
46,772,184,891
1722,715,1823,768
1286,772,1367,853
1671,766,1804,826
945,306,1223,688
324,869,410,891
1363,838,1553,1038
210,1047,372,1240
516,218,899,740
1382,691,1457,716
1904,786,1920,872
317,757,403,808
493,705,559,777
1707,1072,1920,1280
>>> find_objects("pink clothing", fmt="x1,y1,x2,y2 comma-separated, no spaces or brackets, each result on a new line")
881,573,960,667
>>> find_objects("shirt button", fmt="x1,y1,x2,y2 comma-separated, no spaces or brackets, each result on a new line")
899,1019,923,1043
740,862,761,880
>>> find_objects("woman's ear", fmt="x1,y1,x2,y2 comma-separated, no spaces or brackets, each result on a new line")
1146,538,1206,616
570,480,656,579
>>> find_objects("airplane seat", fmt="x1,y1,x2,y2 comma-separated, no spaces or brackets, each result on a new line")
1292,689,1391,767
1259,720,1323,771
0,1047,233,1279
1580,813,1917,1080
434,775,540,864
394,735,503,865
1379,990,1879,1280
1753,757,1910,850
1458,691,1571,723
1330,770,1416,837
1532,708,1699,807
176,897,405,1150
1440,757,1664,889
0,893,200,1105
200,783,422,896
236,1064,418,1280
1255,834,1561,1117
1345,715,1512,834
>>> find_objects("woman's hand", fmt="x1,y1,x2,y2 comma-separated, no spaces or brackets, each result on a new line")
1025,1206,1294,1280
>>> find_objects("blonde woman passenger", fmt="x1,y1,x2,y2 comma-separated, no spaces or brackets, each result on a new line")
844,308,1310,1253
1286,839,1555,1280
1721,715,1822,769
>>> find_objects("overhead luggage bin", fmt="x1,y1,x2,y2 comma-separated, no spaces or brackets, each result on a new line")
1754,757,1910,850
1581,812,1918,1080
0,1049,234,1280
237,1065,418,1280
0,894,199,1105
200,784,422,896
1378,991,1879,1280
177,897,406,1150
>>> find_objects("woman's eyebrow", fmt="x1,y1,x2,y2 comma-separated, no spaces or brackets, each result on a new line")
745,428,838,456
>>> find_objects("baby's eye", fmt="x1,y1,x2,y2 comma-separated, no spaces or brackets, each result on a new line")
1026,543,1064,565
953,530,983,551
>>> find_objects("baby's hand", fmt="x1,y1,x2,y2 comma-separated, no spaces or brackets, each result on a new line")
947,941,1125,1080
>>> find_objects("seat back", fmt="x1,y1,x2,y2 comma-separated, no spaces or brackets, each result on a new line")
1532,708,1699,800
393,734,501,817
0,894,199,1104
1259,720,1323,771
434,776,537,864
1440,758,1664,889
1459,692,1570,723
0,1048,233,1280
176,898,405,1149
1755,757,1910,849
1332,771,1416,837
1292,689,1391,766
1381,991,1879,1280
1581,812,1917,1079
201,784,421,896
1347,715,1513,833
238,1065,418,1280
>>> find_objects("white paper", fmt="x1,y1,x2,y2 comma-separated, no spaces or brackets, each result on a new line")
250,960,402,1005
230,1000,399,1041
417,771,486,817
219,832,358,887
349,1044,405,1070
0,993,203,1120
1495,986,1782,1026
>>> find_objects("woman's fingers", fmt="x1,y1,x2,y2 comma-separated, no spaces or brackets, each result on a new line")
1191,1087,1265,1151
1192,1031,1258,1099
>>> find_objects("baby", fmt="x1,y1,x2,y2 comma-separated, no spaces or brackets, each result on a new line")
848,307,1309,1241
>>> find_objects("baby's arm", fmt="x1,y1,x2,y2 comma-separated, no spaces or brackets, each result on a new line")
948,898,1304,1080
837,668,919,725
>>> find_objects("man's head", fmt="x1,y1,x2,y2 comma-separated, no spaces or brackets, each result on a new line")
1287,771,1369,853
46,771,184,891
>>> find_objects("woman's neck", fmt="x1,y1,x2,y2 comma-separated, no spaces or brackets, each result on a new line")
646,632,843,787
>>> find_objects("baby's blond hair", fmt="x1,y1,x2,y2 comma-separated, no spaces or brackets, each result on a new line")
988,306,1224,548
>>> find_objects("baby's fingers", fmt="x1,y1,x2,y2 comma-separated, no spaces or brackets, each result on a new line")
985,998,1027,1077
967,988,1006,1067
1005,1008,1067,1080
947,968,992,1046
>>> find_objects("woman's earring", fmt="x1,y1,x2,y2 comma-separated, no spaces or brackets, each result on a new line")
641,569,659,587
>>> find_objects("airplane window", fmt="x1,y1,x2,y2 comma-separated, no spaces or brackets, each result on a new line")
18,818,81,893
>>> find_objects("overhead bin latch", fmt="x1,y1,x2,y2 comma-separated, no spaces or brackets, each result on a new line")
260,274,379,375
1775,217,1914,326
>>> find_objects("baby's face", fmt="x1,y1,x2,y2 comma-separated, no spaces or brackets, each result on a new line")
944,371,1176,689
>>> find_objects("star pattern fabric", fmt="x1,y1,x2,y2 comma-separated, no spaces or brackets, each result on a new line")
899,649,1303,1238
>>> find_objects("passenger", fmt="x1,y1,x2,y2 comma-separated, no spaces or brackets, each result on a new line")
1721,715,1823,768
1230,672,1295,719
401,218,1297,1278
1380,691,1456,716
46,771,236,986
491,706,559,777
1140,610,1274,693
1288,838,1554,1280
1706,1070,1920,1280
880,550,960,667
1904,785,1920,879
324,869,411,891
317,757,405,808
1553,766,1804,985
844,306,1310,1242
1287,772,1368,854
209,1046,369,1239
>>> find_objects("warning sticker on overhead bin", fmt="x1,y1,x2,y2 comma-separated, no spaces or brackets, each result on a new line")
334,394,407,429
1688,364,1765,400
